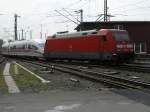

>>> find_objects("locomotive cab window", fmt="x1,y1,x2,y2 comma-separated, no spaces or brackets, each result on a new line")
113,33,129,41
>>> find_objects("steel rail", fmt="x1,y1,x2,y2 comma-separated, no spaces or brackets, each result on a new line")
16,59,150,94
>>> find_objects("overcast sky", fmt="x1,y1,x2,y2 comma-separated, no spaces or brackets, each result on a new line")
0,0,150,41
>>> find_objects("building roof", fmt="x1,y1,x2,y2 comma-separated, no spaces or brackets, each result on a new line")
75,21,150,31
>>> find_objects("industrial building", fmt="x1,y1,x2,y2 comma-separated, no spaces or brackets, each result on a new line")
75,21,150,54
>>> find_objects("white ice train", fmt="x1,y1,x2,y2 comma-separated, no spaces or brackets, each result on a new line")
2,39,45,58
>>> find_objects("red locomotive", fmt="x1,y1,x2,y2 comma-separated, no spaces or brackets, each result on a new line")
44,29,134,63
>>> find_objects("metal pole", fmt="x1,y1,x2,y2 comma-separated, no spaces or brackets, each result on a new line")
18,33,20,40
40,24,42,39
14,14,18,40
80,9,83,23
30,30,32,40
24,32,26,40
104,0,108,22
14,14,20,40
106,0,107,21
21,29,24,40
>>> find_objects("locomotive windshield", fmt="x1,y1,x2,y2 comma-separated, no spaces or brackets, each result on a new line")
113,32,129,41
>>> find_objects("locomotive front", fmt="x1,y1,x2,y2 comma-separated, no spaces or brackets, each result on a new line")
112,30,134,62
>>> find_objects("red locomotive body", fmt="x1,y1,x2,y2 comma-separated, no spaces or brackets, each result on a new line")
44,29,134,62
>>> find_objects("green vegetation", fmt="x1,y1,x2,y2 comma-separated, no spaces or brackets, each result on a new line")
10,63,48,92
0,64,8,93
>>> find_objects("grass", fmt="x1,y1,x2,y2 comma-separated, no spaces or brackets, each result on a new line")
10,63,48,92
0,64,8,93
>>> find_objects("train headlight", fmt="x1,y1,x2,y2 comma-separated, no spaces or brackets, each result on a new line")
113,53,117,56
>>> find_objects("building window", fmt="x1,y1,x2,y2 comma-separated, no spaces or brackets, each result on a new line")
134,42,146,54
114,25,124,30
141,43,146,53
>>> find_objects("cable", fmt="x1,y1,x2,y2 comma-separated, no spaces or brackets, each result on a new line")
55,10,78,25
62,8,80,23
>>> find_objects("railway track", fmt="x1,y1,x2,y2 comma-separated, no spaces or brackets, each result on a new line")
39,60,150,73
56,61,150,73
14,59,150,94
121,64,150,72
0,57,6,64
8,56,150,73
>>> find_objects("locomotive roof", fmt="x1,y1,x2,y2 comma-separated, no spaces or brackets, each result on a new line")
52,29,98,38
48,29,127,39
100,29,126,32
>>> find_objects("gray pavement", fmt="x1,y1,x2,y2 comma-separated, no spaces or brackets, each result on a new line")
0,89,150,112
3,63,20,93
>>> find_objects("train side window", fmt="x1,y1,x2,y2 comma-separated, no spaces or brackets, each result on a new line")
32,45,38,50
22,45,25,49
28,44,32,49
10,46,14,49
102,36,107,42
91,32,97,34
82,33,87,35
13,46,16,49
